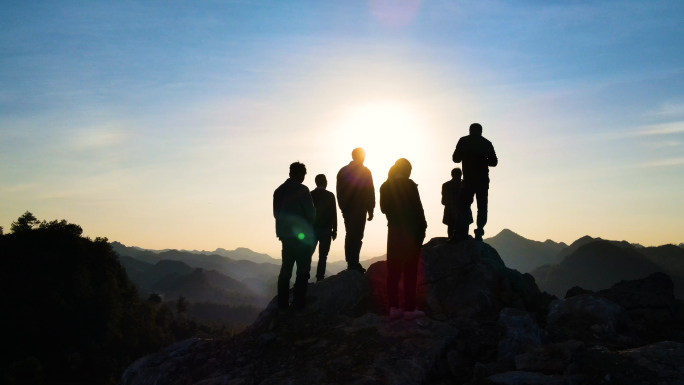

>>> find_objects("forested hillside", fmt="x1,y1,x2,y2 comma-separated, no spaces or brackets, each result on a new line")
0,212,247,385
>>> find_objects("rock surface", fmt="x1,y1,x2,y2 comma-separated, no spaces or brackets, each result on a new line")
122,238,684,385
546,294,633,344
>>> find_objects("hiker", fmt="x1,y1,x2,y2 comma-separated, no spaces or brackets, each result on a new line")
273,162,316,310
337,147,375,273
380,159,427,320
310,174,338,282
452,123,498,241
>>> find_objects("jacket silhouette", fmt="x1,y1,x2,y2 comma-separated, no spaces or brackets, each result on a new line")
337,151,376,272
452,134,498,186
380,178,427,239
452,124,498,240
380,159,427,314
273,168,316,311
311,188,337,234
441,178,461,226
311,186,338,281
336,161,375,214
273,178,316,240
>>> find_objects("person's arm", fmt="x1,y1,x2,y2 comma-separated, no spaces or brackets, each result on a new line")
331,193,338,234
367,170,375,220
488,143,498,167
452,138,463,163
379,183,387,215
300,186,316,225
273,188,280,218
336,169,346,212
413,183,428,239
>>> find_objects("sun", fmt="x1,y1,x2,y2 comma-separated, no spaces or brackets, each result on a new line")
330,100,428,178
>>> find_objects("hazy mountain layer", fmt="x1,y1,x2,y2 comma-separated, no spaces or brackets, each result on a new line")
152,268,266,306
531,240,665,297
484,229,567,273
555,235,635,260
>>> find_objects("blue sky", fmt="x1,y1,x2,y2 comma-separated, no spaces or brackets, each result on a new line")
2,1,683,258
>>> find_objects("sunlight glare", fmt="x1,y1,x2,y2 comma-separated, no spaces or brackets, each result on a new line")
331,101,428,179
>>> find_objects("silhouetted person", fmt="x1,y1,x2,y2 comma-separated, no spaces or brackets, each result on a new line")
452,123,498,241
442,168,472,239
380,158,427,320
273,162,316,311
337,148,375,273
311,174,338,282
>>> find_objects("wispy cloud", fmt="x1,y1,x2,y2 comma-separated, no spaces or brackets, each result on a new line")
650,102,684,118
637,121,684,136
69,125,129,149
641,157,684,167
645,141,680,149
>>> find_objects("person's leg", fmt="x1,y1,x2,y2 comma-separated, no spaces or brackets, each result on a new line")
386,228,402,310
447,224,455,238
403,239,421,312
344,209,366,269
452,182,475,241
316,232,332,280
474,184,489,240
278,238,297,309
292,239,313,309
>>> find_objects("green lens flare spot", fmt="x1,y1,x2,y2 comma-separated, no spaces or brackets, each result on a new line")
298,233,305,240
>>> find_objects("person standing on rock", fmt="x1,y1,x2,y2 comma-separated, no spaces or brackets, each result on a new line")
311,174,338,282
452,123,498,242
441,167,472,239
273,162,316,311
380,159,427,320
337,147,375,273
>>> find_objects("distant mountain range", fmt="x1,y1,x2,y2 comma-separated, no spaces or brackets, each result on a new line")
111,242,279,265
112,241,385,307
484,229,567,273
531,240,664,297
114,231,684,306
484,229,684,299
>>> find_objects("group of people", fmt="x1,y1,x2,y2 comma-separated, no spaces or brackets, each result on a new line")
272,123,498,319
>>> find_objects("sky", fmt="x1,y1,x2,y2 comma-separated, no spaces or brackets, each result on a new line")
1,0,683,260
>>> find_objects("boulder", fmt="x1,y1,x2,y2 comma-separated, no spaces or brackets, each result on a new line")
546,294,632,343
252,269,370,330
564,286,593,299
620,341,684,383
566,341,684,384
496,308,546,372
514,340,584,374
485,371,570,385
565,273,684,343
417,239,551,321
597,272,678,315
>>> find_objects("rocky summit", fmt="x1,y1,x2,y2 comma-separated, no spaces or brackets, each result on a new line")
121,239,684,385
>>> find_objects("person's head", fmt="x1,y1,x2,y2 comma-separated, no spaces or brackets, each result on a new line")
469,123,483,136
393,158,412,178
387,165,399,180
451,168,462,180
351,147,366,163
289,162,307,183
315,174,327,188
